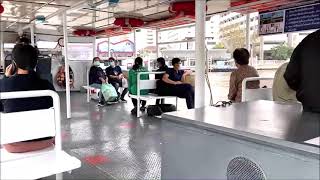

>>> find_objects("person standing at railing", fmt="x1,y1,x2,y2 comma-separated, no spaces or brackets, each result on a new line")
160,58,194,109
0,42,55,153
228,48,260,102
89,57,107,106
284,29,320,113
128,57,149,115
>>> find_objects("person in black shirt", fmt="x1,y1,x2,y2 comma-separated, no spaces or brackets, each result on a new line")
284,29,320,113
105,57,128,102
89,57,107,106
0,43,55,153
155,57,168,105
159,58,194,109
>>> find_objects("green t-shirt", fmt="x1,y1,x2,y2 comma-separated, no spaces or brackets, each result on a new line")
128,67,149,95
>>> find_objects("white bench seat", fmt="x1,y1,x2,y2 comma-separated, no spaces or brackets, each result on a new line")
130,93,177,101
0,90,81,180
1,149,81,180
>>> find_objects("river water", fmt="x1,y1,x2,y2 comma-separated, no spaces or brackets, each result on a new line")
205,69,276,103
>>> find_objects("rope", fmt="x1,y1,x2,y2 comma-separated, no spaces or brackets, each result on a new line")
205,48,214,106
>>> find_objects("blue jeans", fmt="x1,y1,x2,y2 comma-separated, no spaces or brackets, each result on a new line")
90,84,104,103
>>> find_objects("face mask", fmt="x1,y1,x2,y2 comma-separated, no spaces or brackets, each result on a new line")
110,62,115,67
93,61,100,66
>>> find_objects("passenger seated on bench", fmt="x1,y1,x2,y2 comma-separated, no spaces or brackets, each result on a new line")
273,62,297,102
159,58,195,109
0,43,55,153
89,57,107,106
105,57,128,102
129,57,149,115
155,57,168,105
228,48,259,102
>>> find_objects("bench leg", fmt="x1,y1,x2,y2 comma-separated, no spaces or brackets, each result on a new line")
86,89,90,103
176,97,178,110
56,173,63,180
137,98,140,118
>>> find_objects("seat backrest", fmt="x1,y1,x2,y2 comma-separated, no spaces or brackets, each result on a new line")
0,90,62,149
242,77,274,102
0,108,55,145
137,72,165,94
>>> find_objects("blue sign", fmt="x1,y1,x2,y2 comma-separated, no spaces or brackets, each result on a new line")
284,4,320,33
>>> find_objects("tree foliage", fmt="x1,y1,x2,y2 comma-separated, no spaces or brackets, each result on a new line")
270,43,294,60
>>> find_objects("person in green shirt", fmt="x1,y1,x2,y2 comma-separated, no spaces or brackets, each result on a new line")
128,57,149,115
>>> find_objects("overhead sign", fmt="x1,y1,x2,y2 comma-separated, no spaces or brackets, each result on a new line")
259,10,285,35
284,3,320,33
259,3,320,35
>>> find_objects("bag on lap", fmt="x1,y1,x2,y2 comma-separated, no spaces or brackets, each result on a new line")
159,104,177,112
147,105,163,116
101,83,118,102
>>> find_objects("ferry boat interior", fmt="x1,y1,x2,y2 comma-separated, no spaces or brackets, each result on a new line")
0,0,319,179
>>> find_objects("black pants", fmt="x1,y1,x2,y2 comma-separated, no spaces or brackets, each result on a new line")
159,84,194,109
110,81,128,100
132,99,147,107
156,99,165,105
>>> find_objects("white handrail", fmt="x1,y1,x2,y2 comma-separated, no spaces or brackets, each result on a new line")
0,90,62,150
241,77,274,102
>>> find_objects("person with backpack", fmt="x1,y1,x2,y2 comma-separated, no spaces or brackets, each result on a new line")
0,42,55,153
128,57,149,115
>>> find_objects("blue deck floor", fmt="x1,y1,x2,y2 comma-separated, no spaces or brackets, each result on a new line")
44,92,163,179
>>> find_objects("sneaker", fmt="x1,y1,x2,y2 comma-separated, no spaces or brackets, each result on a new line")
140,106,146,112
97,102,105,107
120,98,127,103
131,107,137,115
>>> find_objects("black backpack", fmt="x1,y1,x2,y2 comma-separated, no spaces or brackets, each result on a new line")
159,104,177,112
147,105,163,116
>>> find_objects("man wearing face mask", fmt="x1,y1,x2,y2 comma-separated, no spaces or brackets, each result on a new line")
105,57,128,102
89,57,107,106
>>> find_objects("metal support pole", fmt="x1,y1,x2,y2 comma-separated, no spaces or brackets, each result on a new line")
62,12,71,119
108,37,111,57
288,33,293,48
156,29,159,58
245,13,251,51
195,0,206,108
30,25,35,46
0,21,4,68
133,30,137,57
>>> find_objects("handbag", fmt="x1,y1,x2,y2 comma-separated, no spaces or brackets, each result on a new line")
101,83,118,102
147,105,163,116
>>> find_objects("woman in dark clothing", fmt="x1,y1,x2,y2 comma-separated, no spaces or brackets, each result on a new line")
155,57,168,105
0,43,55,153
89,57,107,106
159,58,194,109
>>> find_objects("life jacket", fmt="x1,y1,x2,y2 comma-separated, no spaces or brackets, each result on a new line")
56,66,74,88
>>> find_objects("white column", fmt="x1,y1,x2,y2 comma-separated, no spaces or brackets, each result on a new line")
93,37,96,57
133,30,137,57
259,36,264,60
62,12,72,119
30,25,35,46
195,0,206,108
245,14,251,51
0,22,4,68
156,29,159,58
108,37,111,57
288,33,293,48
